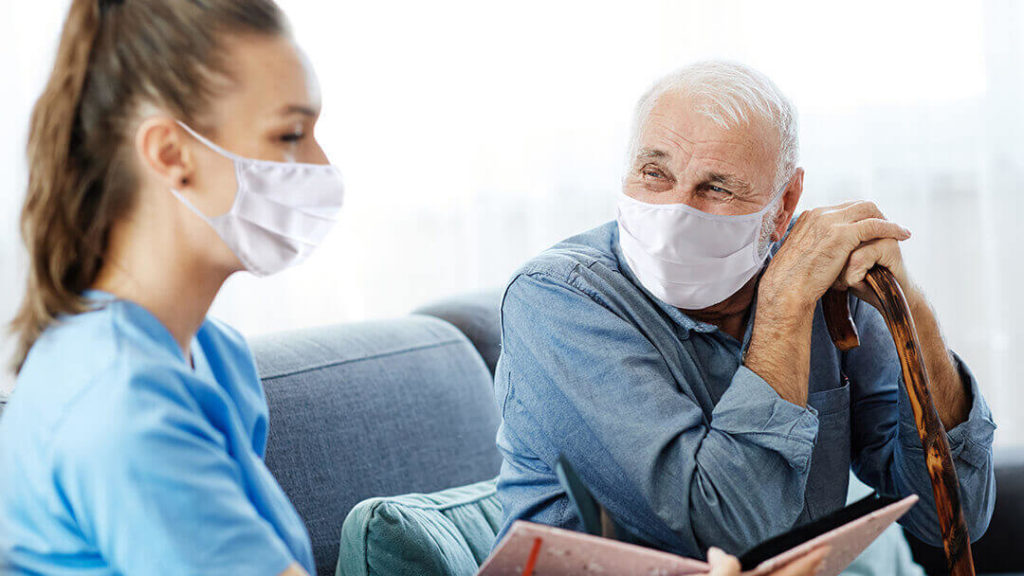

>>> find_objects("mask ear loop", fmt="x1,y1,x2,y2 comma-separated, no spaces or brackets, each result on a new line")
764,176,791,216
175,120,248,162
172,119,250,223
169,187,217,224
758,178,793,258
168,122,221,224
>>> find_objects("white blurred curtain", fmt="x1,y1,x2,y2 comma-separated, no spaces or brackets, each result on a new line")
1,0,1021,443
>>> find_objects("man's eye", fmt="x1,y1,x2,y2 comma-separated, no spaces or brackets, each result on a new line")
708,185,732,196
642,168,665,179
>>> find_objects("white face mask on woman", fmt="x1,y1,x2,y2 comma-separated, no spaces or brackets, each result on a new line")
616,185,785,310
170,121,345,276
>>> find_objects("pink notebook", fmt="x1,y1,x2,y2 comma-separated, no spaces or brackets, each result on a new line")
477,494,918,576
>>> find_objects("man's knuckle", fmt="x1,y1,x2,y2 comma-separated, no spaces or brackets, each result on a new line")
851,221,870,241
868,219,890,236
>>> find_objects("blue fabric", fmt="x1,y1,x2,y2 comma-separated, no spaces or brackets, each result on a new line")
414,292,505,376
251,316,502,576
493,221,996,558
840,473,924,576
336,478,501,576
0,292,314,576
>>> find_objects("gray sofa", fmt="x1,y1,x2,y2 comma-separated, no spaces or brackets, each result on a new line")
251,317,502,576
249,292,1022,576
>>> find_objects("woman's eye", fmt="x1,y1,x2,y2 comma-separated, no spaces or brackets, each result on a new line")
280,131,305,143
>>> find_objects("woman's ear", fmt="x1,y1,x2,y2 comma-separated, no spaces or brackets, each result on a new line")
772,167,804,241
134,116,194,189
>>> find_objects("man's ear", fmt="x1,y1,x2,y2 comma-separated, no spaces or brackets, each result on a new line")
772,167,804,241
134,116,195,190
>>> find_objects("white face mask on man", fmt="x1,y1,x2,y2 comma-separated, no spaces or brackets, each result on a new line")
170,121,345,277
616,185,785,310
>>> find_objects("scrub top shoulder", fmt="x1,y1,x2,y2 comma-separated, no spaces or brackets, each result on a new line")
0,293,315,576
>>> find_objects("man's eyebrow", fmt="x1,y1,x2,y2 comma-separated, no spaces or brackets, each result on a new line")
705,171,754,194
636,148,669,161
278,104,319,118
634,147,675,161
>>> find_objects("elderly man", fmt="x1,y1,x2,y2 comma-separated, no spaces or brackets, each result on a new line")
492,61,996,559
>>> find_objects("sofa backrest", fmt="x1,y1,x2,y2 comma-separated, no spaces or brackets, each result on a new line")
415,291,504,377
251,316,502,576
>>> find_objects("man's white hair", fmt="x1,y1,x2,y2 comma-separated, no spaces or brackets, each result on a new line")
628,60,799,191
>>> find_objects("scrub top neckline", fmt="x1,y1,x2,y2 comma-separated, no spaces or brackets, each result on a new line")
82,289,207,374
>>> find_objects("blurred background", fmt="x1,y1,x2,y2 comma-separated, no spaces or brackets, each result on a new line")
1,0,1021,444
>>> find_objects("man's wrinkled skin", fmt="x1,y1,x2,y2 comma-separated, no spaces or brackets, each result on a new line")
624,91,969,428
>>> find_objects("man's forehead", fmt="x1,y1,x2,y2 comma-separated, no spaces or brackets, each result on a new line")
637,108,776,193
646,90,776,148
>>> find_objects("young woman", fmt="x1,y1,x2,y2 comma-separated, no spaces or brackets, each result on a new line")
0,1,830,574
0,0,341,574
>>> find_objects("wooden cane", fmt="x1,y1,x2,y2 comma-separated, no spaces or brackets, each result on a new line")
822,266,974,576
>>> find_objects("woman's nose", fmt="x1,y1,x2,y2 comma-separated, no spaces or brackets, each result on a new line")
310,141,330,165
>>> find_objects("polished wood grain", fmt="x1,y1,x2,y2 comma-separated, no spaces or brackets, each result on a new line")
822,266,974,576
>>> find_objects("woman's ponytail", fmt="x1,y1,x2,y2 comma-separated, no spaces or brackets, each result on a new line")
11,0,103,373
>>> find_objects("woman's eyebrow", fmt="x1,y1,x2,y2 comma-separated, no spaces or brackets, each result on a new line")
278,104,319,118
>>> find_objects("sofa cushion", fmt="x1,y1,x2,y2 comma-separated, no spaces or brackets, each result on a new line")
337,478,501,576
414,291,504,376
252,317,502,576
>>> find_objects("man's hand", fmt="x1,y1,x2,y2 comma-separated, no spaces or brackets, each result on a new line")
806,205,969,427
745,201,911,406
745,200,969,429
705,546,829,576
760,201,912,312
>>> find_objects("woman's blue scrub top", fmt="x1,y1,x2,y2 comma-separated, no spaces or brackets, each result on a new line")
0,292,315,575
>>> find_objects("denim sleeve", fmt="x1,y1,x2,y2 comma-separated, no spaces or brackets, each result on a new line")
51,365,298,576
846,297,996,545
498,269,820,556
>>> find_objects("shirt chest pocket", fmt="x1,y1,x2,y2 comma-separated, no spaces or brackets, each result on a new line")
808,377,851,417
802,377,852,520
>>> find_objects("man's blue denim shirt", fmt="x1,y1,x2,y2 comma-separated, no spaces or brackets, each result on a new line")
493,221,996,557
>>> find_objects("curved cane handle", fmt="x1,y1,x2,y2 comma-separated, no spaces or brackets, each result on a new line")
822,266,974,576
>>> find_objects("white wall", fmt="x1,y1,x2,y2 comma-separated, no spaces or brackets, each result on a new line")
2,0,1021,444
